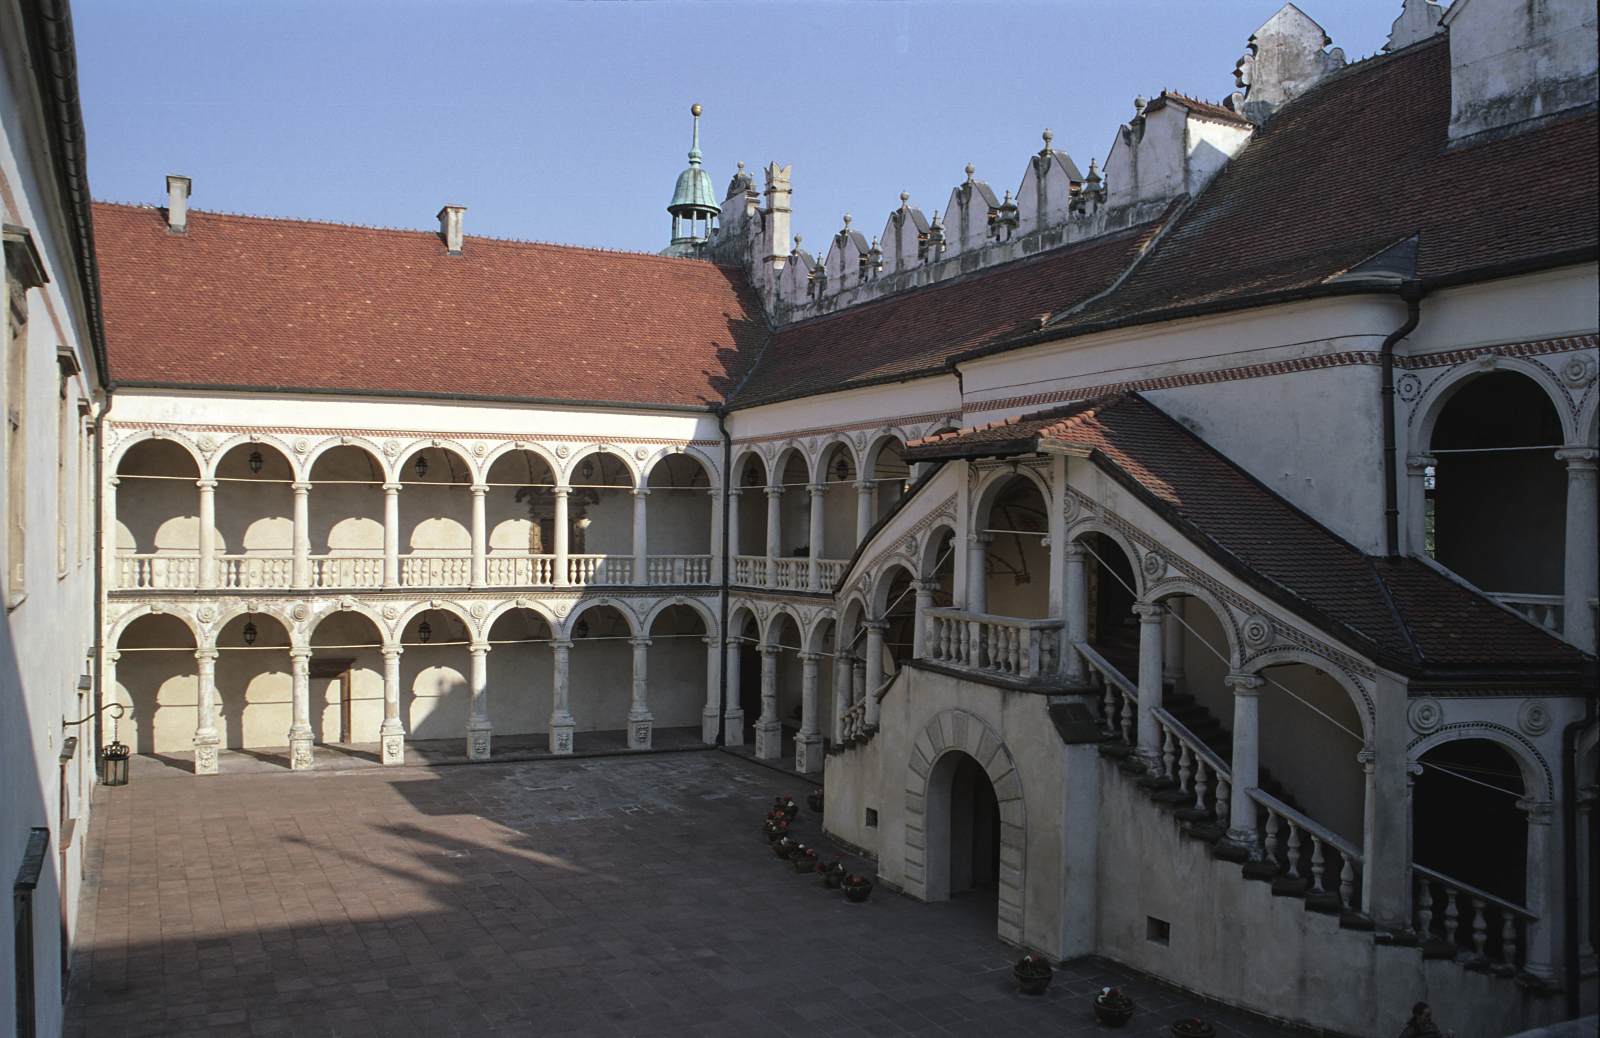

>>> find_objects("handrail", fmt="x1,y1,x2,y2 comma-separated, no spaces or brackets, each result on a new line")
1074,640,1136,699
1152,705,1231,780
1413,863,1534,920
1248,787,1361,861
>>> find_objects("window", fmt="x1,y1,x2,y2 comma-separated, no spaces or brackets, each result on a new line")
57,377,70,577
3,225,48,607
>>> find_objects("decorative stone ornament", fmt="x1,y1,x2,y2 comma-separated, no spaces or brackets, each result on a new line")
1408,697,1443,735
384,439,401,457
1240,613,1274,648
291,603,309,621
634,447,648,461
382,604,399,620
1518,699,1552,736
197,434,218,453
1396,372,1422,401
555,444,570,458
381,735,404,766
196,604,217,624
194,744,219,775
294,438,310,454
1560,353,1597,387
1141,551,1167,579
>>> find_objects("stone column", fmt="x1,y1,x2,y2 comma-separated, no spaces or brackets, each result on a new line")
726,488,741,573
723,638,744,745
382,482,402,588
1366,672,1413,929
854,479,875,544
807,483,825,590
832,649,853,744
549,638,574,753
1133,602,1166,766
632,488,649,585
1224,671,1264,846
1579,785,1598,965
291,481,312,589
764,485,782,588
851,657,866,709
754,645,782,759
193,648,221,775
1062,543,1087,683
628,636,653,749
469,484,488,588
103,650,120,736
105,476,119,589
1556,447,1598,653
197,478,218,589
288,647,314,770
700,636,721,745
864,621,887,728
966,533,992,613
795,651,822,773
1163,597,1185,686
380,646,405,765
1519,798,1559,979
466,643,491,760
911,580,936,657
708,486,724,584
1404,453,1435,558
552,486,571,588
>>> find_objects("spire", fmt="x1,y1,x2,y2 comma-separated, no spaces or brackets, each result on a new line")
688,102,703,164
664,102,721,255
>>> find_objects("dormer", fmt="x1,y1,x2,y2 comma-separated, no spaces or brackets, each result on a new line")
1016,130,1083,236
878,193,931,276
941,165,1001,258
1443,0,1598,144
1103,91,1252,212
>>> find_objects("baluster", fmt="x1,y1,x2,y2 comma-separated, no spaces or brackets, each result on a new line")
1500,913,1517,967
1284,821,1302,879
1263,811,1281,870
1338,858,1355,911
1214,776,1230,830
1309,836,1326,895
1442,888,1460,947
1177,742,1194,795
1416,876,1434,938
1160,727,1176,781
1101,682,1117,735
1470,897,1488,960
1192,758,1209,811
1007,627,1021,673
1119,694,1133,746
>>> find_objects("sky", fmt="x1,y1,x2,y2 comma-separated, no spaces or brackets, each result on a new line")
75,0,1416,257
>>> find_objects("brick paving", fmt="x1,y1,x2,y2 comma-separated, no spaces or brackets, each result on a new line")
66,750,1298,1037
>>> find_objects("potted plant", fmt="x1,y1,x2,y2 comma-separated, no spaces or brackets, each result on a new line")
789,845,818,873
806,789,824,813
1093,986,1134,1026
773,835,797,860
842,873,874,903
1013,954,1053,996
762,815,789,843
818,859,847,888
1170,1019,1215,1038
778,794,799,820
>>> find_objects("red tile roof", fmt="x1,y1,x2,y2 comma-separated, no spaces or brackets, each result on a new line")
91,204,766,407
728,219,1167,408
906,394,1590,677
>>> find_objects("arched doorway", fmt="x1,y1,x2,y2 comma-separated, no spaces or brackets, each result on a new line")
399,608,471,739
944,753,1000,897
484,607,554,740
976,473,1050,618
307,611,386,749
113,613,198,755
214,612,293,752
1078,531,1139,671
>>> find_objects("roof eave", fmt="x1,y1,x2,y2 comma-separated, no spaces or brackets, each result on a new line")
111,380,720,414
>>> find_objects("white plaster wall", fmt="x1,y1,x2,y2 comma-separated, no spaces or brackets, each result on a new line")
1446,0,1599,140
568,639,634,732
726,376,959,444
487,640,554,735
1403,265,1598,358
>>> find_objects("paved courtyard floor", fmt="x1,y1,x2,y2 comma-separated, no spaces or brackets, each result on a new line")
66,750,1299,1037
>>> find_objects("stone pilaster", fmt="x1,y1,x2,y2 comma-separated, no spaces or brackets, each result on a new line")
379,646,405,765
795,651,822,773
628,636,653,749
288,647,314,770
754,644,782,760
193,648,221,775
466,643,492,760
549,638,575,753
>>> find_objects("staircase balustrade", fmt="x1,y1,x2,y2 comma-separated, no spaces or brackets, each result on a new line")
1413,865,1533,970
925,607,1061,681
1249,788,1363,913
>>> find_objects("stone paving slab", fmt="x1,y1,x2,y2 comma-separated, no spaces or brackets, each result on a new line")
66,753,1300,1037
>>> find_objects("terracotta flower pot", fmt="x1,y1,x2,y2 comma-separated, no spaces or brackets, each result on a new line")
1094,997,1134,1027
1013,958,1053,996
842,877,873,902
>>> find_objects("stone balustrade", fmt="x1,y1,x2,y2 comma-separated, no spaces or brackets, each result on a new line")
1487,592,1563,634
568,554,631,586
115,552,200,590
771,558,807,590
733,555,767,586
401,555,471,587
644,554,711,584
923,607,1061,681
816,558,849,587
311,554,384,589
1250,788,1362,914
218,554,292,589
1414,865,1533,971
485,553,557,587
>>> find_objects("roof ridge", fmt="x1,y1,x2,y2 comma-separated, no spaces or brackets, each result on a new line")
89,200,744,270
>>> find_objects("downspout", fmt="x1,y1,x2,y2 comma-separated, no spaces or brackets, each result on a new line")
716,407,732,746
92,391,109,765
1561,695,1595,1017
1380,281,1423,557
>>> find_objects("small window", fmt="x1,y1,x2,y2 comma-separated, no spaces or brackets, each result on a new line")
1146,916,1171,946
864,807,879,829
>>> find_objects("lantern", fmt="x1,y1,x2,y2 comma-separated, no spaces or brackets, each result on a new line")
242,620,258,646
414,454,429,478
579,459,594,481
574,619,589,639
833,457,849,483
247,449,264,474
102,712,130,786
417,620,432,644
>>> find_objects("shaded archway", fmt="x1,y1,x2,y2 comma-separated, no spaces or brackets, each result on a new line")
113,438,201,589
645,453,713,581
309,444,386,587
765,610,805,758
308,610,387,746
398,445,474,587
1077,530,1139,671
484,449,558,586
867,436,911,522
567,451,635,584
646,604,711,734
977,473,1050,618
1414,739,1528,905
726,605,762,743
485,607,554,738
817,441,860,561
214,612,293,752
875,564,917,678
398,608,471,739
566,602,637,736
773,449,812,589
213,442,294,588
732,453,768,565
112,613,197,754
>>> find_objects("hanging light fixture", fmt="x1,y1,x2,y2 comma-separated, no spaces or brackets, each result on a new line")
575,619,589,639
247,449,264,475
580,459,595,482
414,454,429,479
242,620,258,646
417,620,432,643
833,457,849,483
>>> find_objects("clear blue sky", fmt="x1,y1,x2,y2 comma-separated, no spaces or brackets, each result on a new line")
76,0,1411,257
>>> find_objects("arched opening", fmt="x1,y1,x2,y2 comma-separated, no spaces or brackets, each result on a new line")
113,439,201,589
566,604,635,736
818,442,859,560
1429,373,1566,602
399,609,470,739
728,606,762,741
645,453,713,582
1078,531,1139,671
1253,663,1365,847
213,443,294,588
485,608,554,740
568,451,634,584
113,614,197,755
921,527,957,606
926,750,1000,903
768,612,805,754
1414,739,1527,904
398,445,474,587
877,565,917,679
307,611,386,747
773,450,811,588
647,605,710,735
308,445,385,588
979,474,1050,619
214,613,292,753
868,437,911,522
810,617,839,750
733,454,768,563
484,450,558,586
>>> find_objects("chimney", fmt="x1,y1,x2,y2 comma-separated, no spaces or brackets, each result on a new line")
165,174,192,233
437,205,466,255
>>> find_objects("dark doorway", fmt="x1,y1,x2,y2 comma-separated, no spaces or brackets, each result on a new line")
949,754,1000,895
1414,739,1527,905
310,658,355,744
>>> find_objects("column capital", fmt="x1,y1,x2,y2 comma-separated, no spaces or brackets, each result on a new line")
193,648,219,663
865,620,890,633
759,643,781,657
1132,601,1165,623
381,646,404,660
470,483,489,496
807,483,826,497
853,479,875,492
551,638,574,652
552,486,572,498
968,532,993,545
382,481,404,493
1224,670,1264,695
764,485,784,498
1404,453,1437,474
106,650,121,663
727,486,743,498
1406,761,1425,782
290,481,313,493
107,475,120,487
468,642,490,657
911,578,939,594
288,646,313,662
725,637,743,649
1062,542,1086,560
798,651,822,664
1555,446,1599,468
1355,747,1376,769
1516,797,1555,824
628,636,652,648
195,478,218,490
631,487,651,498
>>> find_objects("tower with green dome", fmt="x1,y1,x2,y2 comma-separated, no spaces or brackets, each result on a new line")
663,103,720,256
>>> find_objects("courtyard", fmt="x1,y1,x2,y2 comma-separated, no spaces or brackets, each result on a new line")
65,751,1296,1037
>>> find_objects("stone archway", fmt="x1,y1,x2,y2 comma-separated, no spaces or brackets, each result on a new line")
903,708,1025,945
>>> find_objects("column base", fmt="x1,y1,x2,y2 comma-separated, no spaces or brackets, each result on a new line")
193,733,220,776
723,709,745,746
467,722,492,761
289,727,315,771
379,722,406,767
754,722,783,761
701,707,720,746
794,734,823,774
549,716,575,755
628,715,653,751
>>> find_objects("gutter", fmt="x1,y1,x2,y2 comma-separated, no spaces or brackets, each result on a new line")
1561,694,1595,1017
1380,281,1423,557
715,407,732,746
110,380,719,414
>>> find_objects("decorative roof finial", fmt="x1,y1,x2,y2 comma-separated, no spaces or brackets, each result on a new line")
899,190,910,206
1042,128,1054,150
1133,95,1147,116
964,163,976,183
688,103,703,163
1086,157,1101,184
